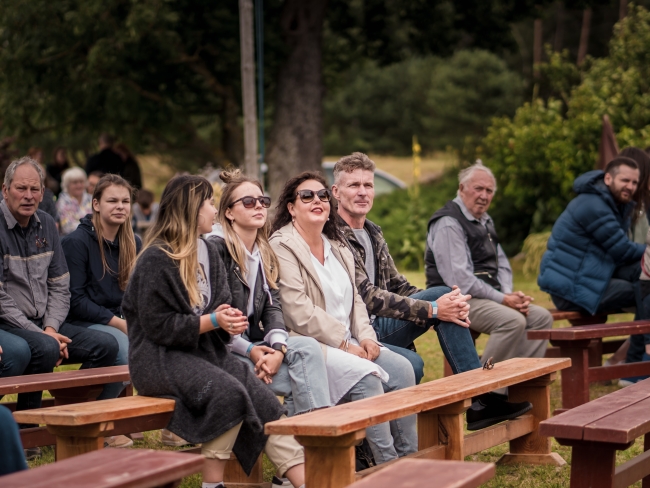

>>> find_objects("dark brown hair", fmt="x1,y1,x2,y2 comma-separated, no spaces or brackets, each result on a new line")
91,174,137,291
605,156,638,176
271,171,340,241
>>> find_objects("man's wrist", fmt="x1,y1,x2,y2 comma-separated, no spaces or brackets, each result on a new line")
430,301,438,319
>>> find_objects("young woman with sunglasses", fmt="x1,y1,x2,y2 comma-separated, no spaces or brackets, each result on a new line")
207,169,331,425
270,171,418,465
123,175,306,488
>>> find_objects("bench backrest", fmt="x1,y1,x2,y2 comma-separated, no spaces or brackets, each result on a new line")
528,320,650,342
12,395,175,426
540,377,650,444
266,358,570,437
0,448,203,488
0,366,130,396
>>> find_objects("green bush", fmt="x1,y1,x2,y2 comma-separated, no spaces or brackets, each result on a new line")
483,5,650,254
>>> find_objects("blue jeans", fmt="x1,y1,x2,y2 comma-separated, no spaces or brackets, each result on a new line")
338,347,417,464
373,287,482,375
0,405,27,476
627,287,650,363
88,324,129,400
234,336,332,416
0,329,32,378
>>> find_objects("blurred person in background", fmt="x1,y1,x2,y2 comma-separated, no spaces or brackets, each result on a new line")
45,146,70,197
25,147,58,224
132,188,159,238
619,147,650,244
87,171,104,196
57,167,92,236
114,143,142,190
85,134,124,176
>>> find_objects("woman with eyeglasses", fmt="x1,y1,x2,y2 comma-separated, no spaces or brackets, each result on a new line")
206,169,331,428
270,171,417,465
123,175,306,488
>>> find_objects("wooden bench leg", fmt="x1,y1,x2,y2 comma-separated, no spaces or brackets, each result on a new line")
499,374,565,466
295,430,365,488
553,339,591,409
435,400,471,461
443,358,453,377
568,441,617,488
48,424,108,460
644,433,650,488
224,454,268,488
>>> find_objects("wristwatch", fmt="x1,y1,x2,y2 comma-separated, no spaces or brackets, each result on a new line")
272,343,287,355
431,301,438,319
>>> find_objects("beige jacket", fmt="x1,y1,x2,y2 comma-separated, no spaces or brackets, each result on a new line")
269,223,379,352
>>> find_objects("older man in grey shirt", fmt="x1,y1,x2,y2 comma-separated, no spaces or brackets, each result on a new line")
424,162,551,363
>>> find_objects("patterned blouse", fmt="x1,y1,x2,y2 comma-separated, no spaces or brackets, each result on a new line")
56,192,93,236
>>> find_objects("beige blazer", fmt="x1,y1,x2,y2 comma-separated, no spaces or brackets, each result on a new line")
269,223,379,353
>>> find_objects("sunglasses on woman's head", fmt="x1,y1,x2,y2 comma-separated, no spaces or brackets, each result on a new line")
296,189,332,204
229,196,272,208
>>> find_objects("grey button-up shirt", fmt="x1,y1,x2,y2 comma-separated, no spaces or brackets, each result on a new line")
0,200,70,332
427,196,512,303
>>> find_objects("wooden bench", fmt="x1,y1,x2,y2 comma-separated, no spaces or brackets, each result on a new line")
528,320,650,409
0,366,132,448
12,395,268,487
348,458,495,488
540,377,650,488
0,448,203,488
265,357,570,488
442,309,615,377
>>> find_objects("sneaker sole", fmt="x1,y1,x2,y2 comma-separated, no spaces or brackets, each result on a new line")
466,403,533,431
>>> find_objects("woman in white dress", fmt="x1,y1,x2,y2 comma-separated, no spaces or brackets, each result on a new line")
270,171,417,465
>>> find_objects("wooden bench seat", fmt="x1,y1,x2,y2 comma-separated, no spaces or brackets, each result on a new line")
540,377,650,488
0,448,203,488
348,458,495,488
265,357,570,488
528,320,650,409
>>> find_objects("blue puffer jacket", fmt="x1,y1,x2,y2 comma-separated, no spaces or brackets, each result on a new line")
538,170,645,314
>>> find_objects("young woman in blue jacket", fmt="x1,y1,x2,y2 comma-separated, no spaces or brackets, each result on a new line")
61,174,141,401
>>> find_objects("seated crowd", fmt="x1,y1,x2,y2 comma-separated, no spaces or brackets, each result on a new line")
1,148,649,486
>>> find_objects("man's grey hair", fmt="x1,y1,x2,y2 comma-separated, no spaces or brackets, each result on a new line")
457,160,497,197
333,152,376,184
3,157,45,189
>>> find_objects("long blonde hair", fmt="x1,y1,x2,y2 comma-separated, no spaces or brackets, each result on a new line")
91,174,137,291
141,175,214,307
218,169,279,289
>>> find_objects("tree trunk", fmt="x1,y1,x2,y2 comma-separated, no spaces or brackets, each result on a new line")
239,0,258,177
553,2,565,52
577,8,592,65
533,18,543,79
266,0,329,199
221,89,244,166
620,0,628,20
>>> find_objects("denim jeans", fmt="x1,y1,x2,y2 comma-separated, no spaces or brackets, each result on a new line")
337,347,417,464
0,322,119,414
88,324,129,400
627,286,650,363
234,336,332,416
0,329,32,378
373,287,482,375
0,405,27,476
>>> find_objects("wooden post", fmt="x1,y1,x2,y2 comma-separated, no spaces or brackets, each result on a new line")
570,442,616,488
577,7,592,65
48,424,108,461
296,430,365,488
554,340,591,409
224,454,268,488
417,410,439,450
499,374,566,466
533,18,543,79
435,399,471,461
239,0,258,177
644,433,650,488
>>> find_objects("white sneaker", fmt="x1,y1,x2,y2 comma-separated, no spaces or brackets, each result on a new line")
272,476,294,488
619,379,635,387
104,435,134,448
161,429,191,447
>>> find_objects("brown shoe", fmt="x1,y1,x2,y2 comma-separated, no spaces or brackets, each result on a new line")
161,428,190,447
104,435,134,448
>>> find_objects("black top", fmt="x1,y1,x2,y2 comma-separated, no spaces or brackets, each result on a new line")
85,148,125,176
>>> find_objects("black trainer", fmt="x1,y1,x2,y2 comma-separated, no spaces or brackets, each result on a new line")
466,395,532,431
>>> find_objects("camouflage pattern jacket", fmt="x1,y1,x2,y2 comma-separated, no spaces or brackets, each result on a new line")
339,216,431,326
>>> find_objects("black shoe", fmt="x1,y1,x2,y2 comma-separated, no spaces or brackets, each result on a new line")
355,438,376,471
466,395,532,431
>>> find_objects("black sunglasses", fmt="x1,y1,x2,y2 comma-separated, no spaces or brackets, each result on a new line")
296,189,332,204
229,196,272,209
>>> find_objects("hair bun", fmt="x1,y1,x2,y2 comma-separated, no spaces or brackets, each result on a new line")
219,168,243,184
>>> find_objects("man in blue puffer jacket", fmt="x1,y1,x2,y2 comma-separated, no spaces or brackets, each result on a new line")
538,157,646,315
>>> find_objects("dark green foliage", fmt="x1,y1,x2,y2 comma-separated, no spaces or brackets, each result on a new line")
324,50,523,156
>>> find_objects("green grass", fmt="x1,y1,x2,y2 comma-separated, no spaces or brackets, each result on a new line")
5,261,642,487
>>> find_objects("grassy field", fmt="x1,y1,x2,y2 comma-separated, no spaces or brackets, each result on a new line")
4,261,642,487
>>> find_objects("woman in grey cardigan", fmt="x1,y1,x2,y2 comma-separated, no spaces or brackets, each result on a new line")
123,175,305,488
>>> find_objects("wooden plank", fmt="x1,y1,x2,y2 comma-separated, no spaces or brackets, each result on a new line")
0,366,130,395
589,362,650,382
529,320,650,341
585,397,650,444
12,396,175,426
613,447,650,488
354,445,447,480
569,442,617,488
464,415,534,455
266,358,569,437
350,459,495,488
540,379,650,440
0,448,203,488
